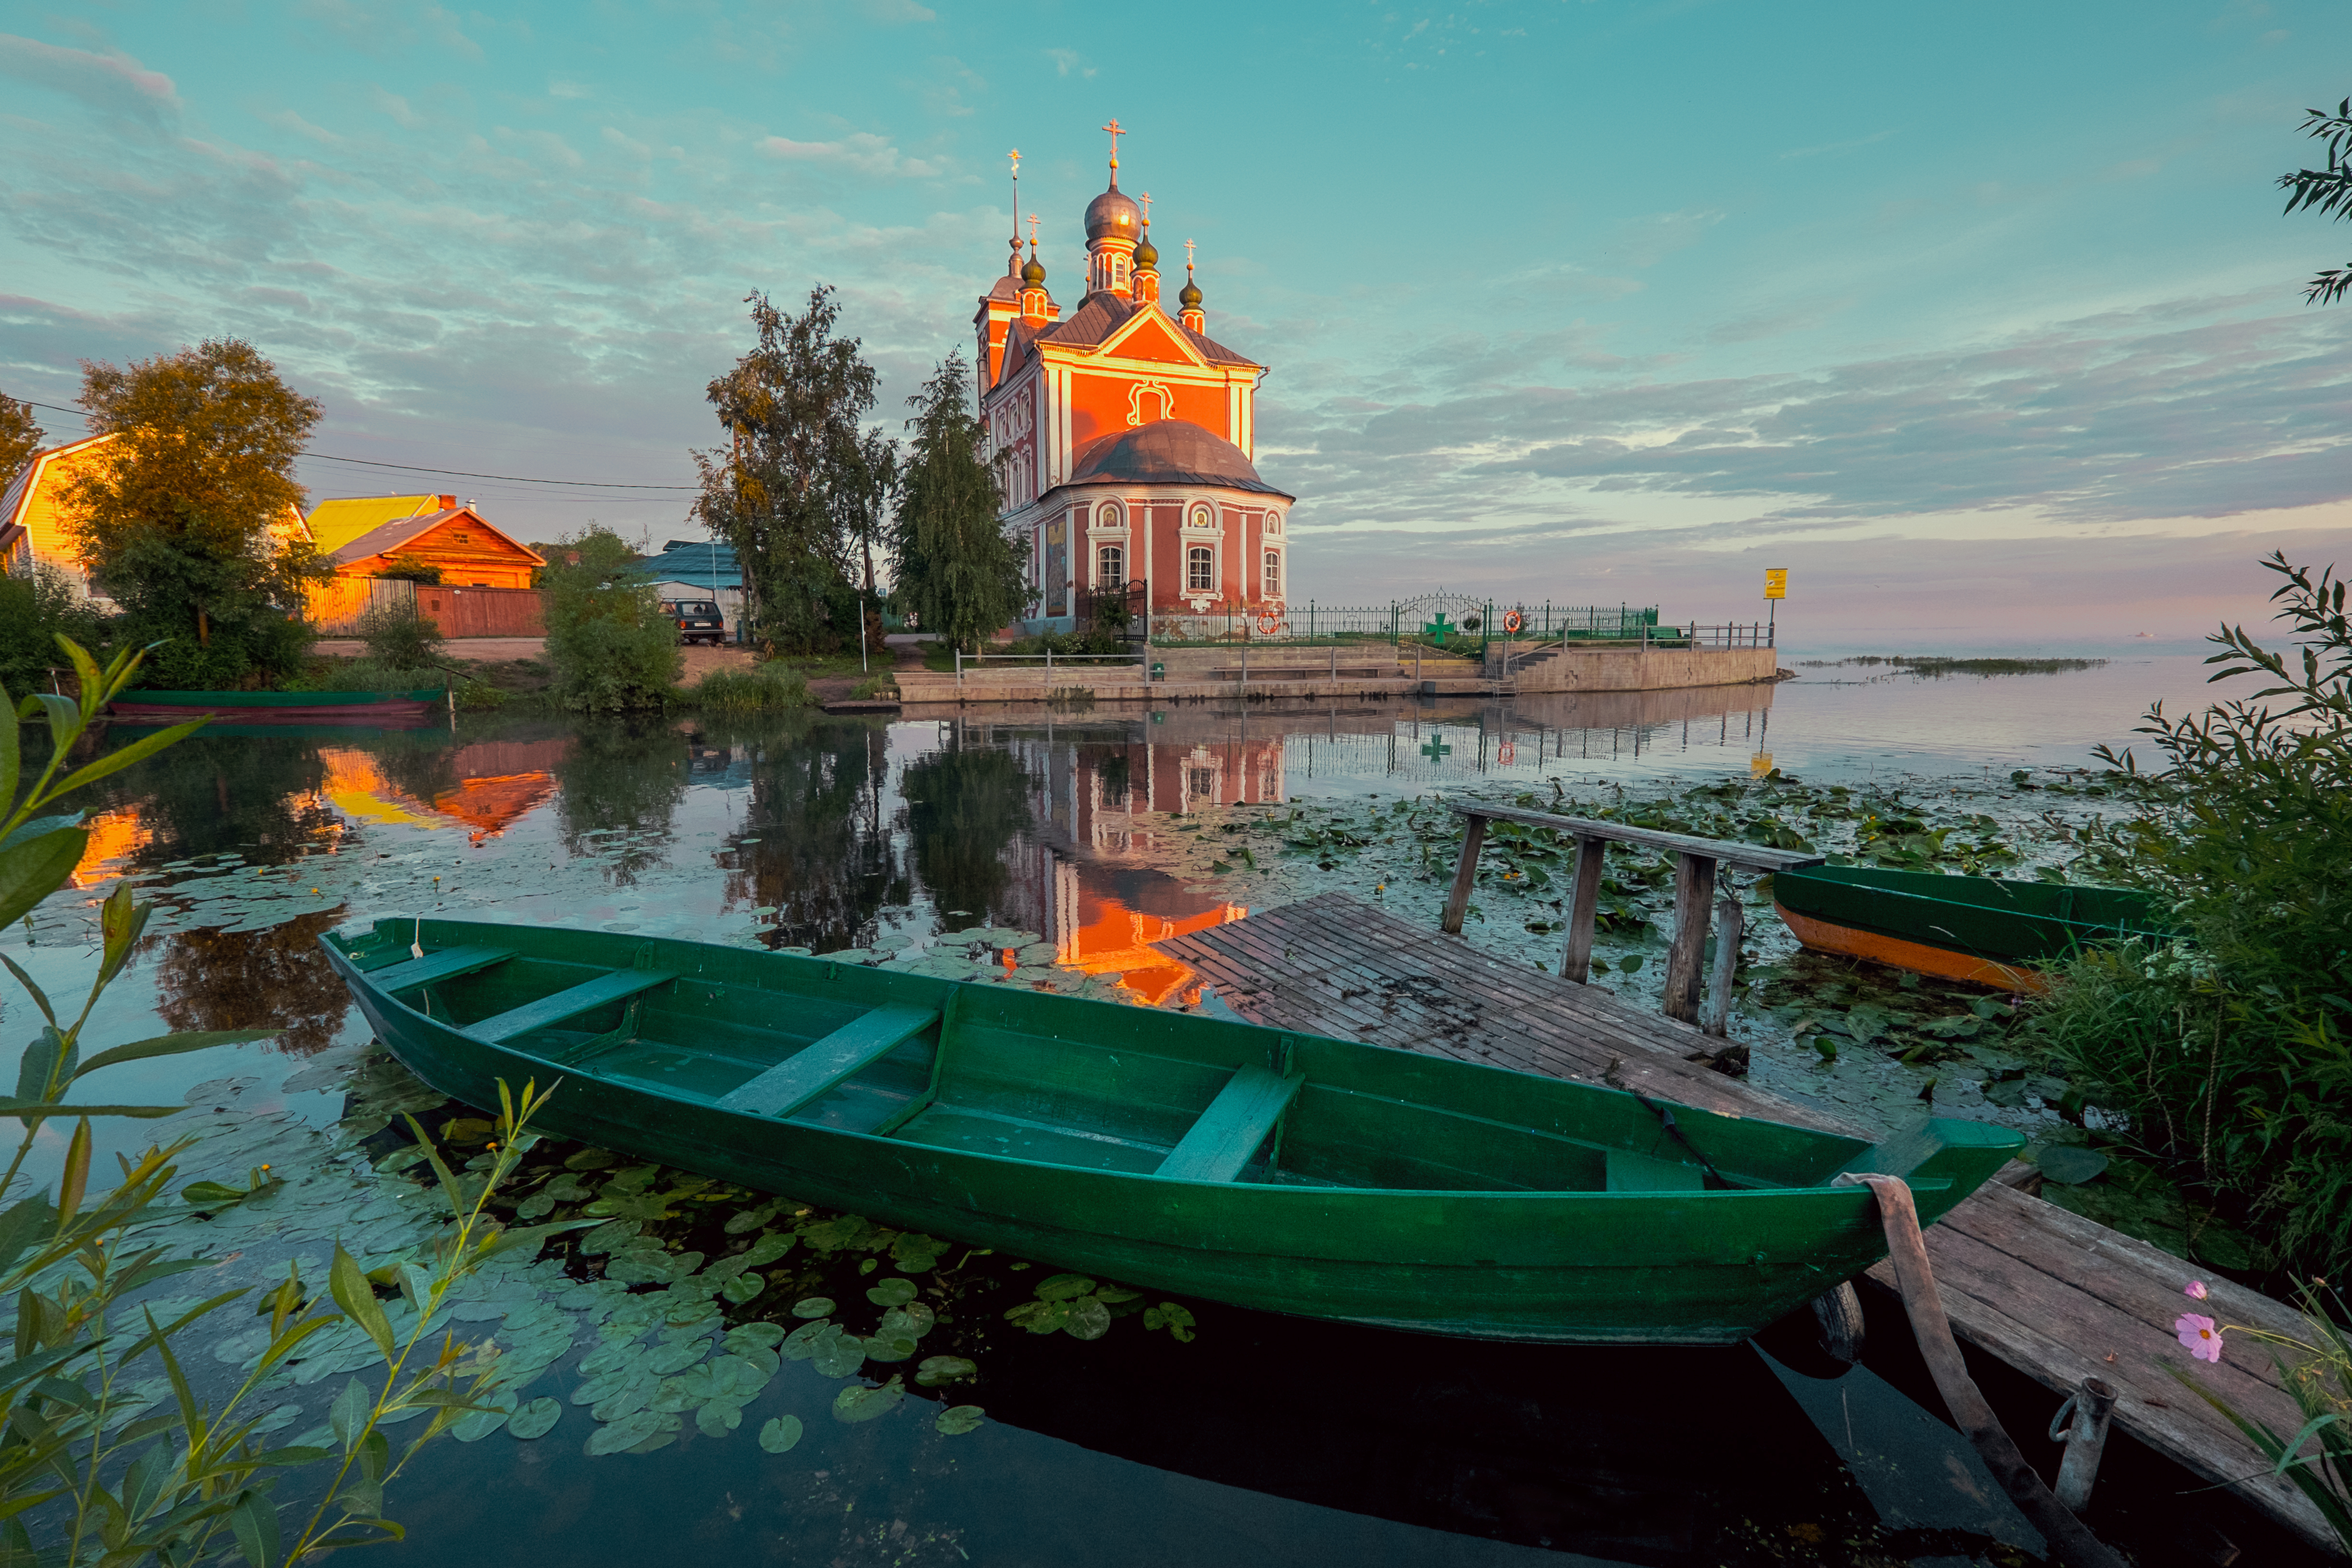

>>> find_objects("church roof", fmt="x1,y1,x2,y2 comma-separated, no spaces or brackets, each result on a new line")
1062,420,1292,499
1037,292,1257,367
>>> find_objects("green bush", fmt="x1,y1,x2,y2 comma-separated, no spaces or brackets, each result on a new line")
540,527,680,710
2030,553,2352,1276
0,564,106,693
686,663,813,712
354,601,445,671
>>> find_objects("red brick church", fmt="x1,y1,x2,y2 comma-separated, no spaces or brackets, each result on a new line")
974,124,1290,628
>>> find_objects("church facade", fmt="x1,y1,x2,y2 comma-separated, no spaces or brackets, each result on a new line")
974,129,1291,627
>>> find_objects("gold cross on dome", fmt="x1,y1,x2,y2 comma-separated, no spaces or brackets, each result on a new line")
1027,213,1039,245
1184,237,1197,270
1102,118,1124,167
1138,191,1152,225
1008,148,1020,176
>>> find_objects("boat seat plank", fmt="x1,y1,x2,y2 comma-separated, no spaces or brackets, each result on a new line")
717,1005,940,1119
1155,1065,1304,1183
1605,1148,1705,1192
363,946,516,994
466,968,678,1046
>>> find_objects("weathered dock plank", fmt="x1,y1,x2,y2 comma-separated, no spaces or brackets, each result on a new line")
1156,891,2336,1551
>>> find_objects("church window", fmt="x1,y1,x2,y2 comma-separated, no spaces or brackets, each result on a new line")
1096,501,1123,531
1187,546,1214,593
1263,551,1281,597
1188,503,1214,531
1098,544,1124,588
1266,511,1283,535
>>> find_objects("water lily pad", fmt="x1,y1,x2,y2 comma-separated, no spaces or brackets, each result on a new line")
862,1333,918,1363
781,1320,831,1360
695,1399,744,1438
758,1414,803,1454
723,1199,786,1235
723,1322,787,1353
1063,1297,1111,1340
450,1389,519,1443
877,1304,934,1342
740,1230,795,1266
1004,1299,1069,1335
720,1273,765,1305
1033,1273,1095,1302
644,1339,707,1376
810,1326,866,1379
506,1397,562,1439
2037,1145,2109,1185
935,1405,983,1436
586,1409,672,1455
890,1233,949,1273
914,1355,976,1387
866,1277,917,1307
623,1413,684,1455
832,1375,905,1423
791,1297,834,1319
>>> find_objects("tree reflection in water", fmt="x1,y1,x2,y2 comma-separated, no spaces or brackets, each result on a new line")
152,908,353,1056
553,720,689,884
720,717,907,952
902,740,1033,933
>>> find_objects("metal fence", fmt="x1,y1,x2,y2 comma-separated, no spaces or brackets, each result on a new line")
1145,600,1670,649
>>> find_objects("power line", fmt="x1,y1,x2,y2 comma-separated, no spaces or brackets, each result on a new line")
12,397,699,491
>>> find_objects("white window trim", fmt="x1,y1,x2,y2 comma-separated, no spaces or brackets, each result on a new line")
1262,546,1284,599
1093,500,1126,534
1184,541,1219,595
1185,501,1218,533
1095,541,1126,590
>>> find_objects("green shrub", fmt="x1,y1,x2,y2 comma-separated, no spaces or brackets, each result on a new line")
686,663,813,712
354,600,446,671
2029,553,2352,1276
540,527,680,710
0,564,106,693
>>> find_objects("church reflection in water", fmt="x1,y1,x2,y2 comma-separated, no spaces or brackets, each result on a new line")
932,679,1776,1003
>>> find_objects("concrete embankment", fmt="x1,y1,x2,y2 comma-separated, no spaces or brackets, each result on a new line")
896,641,1780,705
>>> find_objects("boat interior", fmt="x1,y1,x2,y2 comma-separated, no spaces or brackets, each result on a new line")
336,926,1880,1198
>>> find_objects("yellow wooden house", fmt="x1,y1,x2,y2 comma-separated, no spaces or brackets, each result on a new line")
307,494,544,588
0,433,306,599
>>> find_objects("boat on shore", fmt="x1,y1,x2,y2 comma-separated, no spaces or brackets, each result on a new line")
107,688,445,727
1772,864,2168,992
321,917,2021,1344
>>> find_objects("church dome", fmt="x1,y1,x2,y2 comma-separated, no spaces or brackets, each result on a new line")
1021,253,1046,287
1177,275,1202,309
1085,184,1142,244
1066,420,1290,497
1133,230,1158,269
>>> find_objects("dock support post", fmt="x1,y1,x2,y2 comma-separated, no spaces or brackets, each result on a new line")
1662,853,1716,1024
2051,1377,2118,1514
1703,883,1743,1036
1559,837,1606,982
1441,814,1488,936
1239,644,1247,700
1834,1174,2128,1568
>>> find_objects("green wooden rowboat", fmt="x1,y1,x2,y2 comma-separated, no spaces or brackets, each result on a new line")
320,917,2023,1344
1773,864,2169,992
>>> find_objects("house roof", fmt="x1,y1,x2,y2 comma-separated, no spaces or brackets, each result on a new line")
307,494,449,554
330,507,545,568
1035,293,1258,368
1061,420,1292,499
639,539,742,590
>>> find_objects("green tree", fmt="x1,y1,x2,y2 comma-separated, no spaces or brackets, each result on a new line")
2281,96,2352,304
0,563,107,694
61,340,331,690
0,389,40,494
689,288,882,654
539,526,680,710
890,351,1027,654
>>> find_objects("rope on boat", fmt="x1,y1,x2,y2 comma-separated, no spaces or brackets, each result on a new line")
1832,1171,2128,1568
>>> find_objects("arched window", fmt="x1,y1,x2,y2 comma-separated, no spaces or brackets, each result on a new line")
1265,510,1283,535
1098,543,1124,588
1187,545,1214,593
1262,550,1281,597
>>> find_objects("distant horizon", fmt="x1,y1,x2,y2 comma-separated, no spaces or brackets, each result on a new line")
3,2,2347,641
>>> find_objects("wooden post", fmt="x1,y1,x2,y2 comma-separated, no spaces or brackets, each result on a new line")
2051,1377,2118,1514
1440,813,1488,936
1835,1174,2128,1568
1703,883,1744,1037
1239,643,1247,698
1559,836,1606,982
1662,852,1716,1023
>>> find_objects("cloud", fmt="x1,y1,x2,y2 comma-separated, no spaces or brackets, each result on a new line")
0,34,181,129
369,87,423,128
549,80,592,100
759,133,940,179
1045,48,1096,78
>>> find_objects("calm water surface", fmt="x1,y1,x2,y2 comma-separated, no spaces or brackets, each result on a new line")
3,653,2303,1567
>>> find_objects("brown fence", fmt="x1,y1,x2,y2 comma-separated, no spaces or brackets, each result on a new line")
414,585,545,637
306,577,414,633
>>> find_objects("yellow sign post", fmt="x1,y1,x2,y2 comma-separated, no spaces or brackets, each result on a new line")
1763,567,1787,647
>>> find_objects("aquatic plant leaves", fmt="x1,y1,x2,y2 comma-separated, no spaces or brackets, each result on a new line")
644,1339,707,1376
790,1297,834,1319
695,1398,744,1438
798,1214,878,1252
889,1232,949,1273
1032,1273,1094,1302
724,1199,786,1235
877,1305,933,1342
758,1414,803,1454
1063,1298,1111,1341
862,1333,918,1364
809,1326,865,1379
564,1149,617,1171
781,1320,831,1360
935,1405,983,1436
865,1277,917,1307
915,1355,976,1387
1004,1299,1068,1335
450,1389,519,1443
724,1322,786,1354
719,1272,764,1305
584,1409,668,1456
2036,1145,2109,1185
740,1230,795,1267
1143,1303,1197,1341
832,1375,904,1423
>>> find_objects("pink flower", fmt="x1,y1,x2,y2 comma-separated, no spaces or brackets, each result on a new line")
2184,1279,2209,1300
2176,1312,2224,1363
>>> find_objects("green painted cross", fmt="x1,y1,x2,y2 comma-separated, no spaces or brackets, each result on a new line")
1422,612,1453,646
1420,735,1452,760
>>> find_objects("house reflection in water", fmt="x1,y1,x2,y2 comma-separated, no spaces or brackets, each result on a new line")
318,737,570,842
925,681,1775,1004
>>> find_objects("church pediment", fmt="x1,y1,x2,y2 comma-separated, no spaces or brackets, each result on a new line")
1095,306,1209,369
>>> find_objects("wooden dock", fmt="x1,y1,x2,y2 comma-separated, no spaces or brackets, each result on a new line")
1158,891,2337,1553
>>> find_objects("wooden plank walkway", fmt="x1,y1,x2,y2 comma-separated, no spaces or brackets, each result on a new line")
1158,891,2335,1551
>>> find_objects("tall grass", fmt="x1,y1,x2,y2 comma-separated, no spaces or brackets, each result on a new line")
686,664,812,712
2028,553,2352,1278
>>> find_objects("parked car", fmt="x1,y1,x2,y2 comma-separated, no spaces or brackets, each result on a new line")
661,599,727,645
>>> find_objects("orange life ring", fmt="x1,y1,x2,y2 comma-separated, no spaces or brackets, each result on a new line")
1256,610,1283,636
1497,742,1516,765
1501,609,1525,633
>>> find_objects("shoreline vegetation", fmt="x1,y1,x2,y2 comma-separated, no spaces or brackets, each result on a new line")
1798,655,2112,677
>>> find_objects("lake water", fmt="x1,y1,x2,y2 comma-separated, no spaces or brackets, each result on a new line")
5,652,2314,1567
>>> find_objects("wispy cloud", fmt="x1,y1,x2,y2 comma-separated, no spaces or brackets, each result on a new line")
760,133,940,179
0,35,180,130
1045,48,1096,78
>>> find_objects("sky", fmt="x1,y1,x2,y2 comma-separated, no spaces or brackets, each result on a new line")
3,0,2350,645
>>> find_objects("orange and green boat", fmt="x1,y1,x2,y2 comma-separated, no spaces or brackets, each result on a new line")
1772,864,2169,992
320,917,2023,1345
